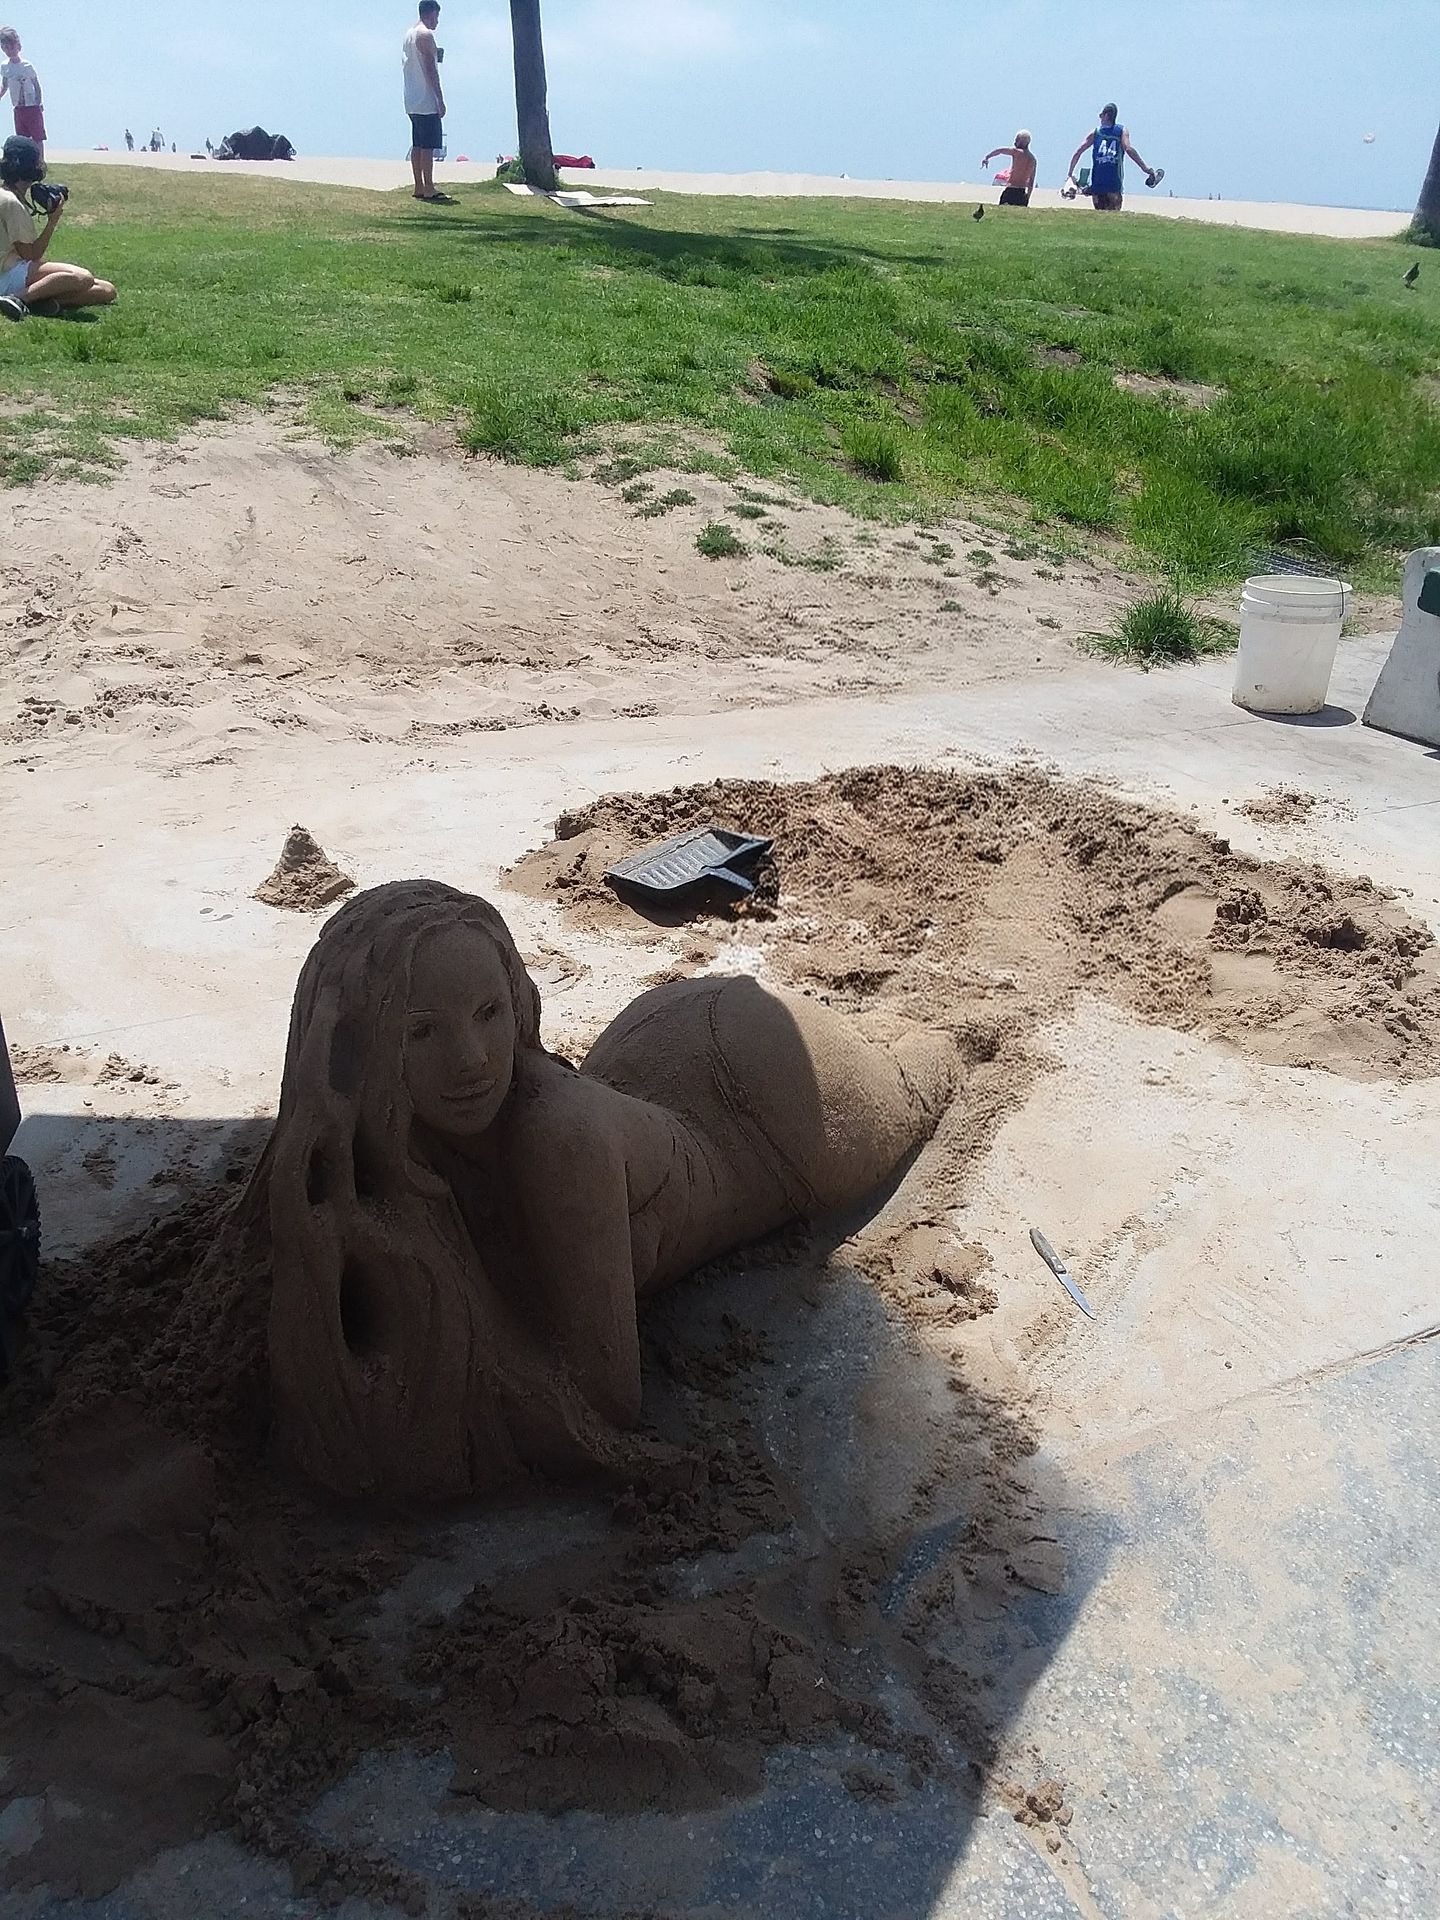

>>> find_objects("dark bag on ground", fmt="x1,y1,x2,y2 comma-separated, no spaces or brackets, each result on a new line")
216,126,296,161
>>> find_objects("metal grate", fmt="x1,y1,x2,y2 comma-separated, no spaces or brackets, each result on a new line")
1251,548,1343,582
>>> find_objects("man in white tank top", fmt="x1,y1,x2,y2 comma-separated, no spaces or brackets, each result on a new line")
403,2,453,204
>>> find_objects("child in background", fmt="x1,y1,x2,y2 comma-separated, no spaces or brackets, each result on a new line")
0,28,44,160
982,131,1037,207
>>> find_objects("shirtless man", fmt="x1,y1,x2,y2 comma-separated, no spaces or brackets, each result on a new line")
1066,104,1163,211
982,131,1036,207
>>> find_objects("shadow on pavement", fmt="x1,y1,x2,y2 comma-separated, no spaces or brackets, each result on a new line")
1252,703,1358,729
4,1109,1105,1920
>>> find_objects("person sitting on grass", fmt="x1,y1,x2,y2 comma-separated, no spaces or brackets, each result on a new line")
982,130,1037,207
0,135,116,320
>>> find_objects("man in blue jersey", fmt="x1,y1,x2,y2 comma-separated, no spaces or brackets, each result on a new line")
1066,104,1163,211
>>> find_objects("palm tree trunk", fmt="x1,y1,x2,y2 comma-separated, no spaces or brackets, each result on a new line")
510,0,557,192
1415,122,1440,244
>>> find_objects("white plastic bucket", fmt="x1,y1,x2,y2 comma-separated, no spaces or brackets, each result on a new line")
1231,575,1349,715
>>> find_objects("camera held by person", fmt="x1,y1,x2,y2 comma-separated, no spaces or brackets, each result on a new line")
28,176,66,214
0,135,112,319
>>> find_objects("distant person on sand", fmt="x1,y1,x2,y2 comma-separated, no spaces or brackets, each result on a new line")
0,134,117,321
0,27,45,159
124,127,134,150
1066,104,1163,211
981,130,1036,206
403,1,454,205
149,127,162,152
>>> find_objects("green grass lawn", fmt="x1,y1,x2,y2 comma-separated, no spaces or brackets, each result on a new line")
4,166,1439,586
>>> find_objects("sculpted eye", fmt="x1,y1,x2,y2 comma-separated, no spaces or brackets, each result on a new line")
476,1000,499,1023
410,1019,436,1043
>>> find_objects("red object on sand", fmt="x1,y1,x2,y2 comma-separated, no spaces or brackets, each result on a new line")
553,153,595,170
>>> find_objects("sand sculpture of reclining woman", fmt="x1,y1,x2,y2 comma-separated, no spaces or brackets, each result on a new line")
254,881,959,1501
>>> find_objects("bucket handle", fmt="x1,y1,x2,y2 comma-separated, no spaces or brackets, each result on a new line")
1244,580,1352,623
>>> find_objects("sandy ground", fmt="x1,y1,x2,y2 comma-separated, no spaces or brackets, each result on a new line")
2,429,1438,1917
0,412,1143,771
51,149,1409,238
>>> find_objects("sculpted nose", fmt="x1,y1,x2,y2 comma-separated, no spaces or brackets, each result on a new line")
463,1029,495,1080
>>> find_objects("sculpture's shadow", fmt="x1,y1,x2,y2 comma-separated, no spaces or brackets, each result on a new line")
7,1068,1102,1920
315,1234,1104,1919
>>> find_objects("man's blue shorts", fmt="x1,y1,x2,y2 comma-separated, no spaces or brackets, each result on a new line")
409,113,443,152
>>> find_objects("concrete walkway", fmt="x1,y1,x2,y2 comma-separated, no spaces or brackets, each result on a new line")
4,637,1438,1918
51,150,1408,240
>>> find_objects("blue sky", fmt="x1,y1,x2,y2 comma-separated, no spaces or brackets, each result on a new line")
30,0,1436,210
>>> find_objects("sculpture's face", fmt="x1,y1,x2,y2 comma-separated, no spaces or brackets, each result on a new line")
404,925,519,1138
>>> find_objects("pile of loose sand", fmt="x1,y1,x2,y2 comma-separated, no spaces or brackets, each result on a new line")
253,824,355,911
512,761,1440,1365
1237,785,1319,826
510,764,1440,1085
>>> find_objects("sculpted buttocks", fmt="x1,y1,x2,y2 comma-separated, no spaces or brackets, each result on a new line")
247,882,959,1502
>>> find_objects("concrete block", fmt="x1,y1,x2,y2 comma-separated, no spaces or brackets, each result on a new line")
0,1012,18,1152
1363,546,1440,747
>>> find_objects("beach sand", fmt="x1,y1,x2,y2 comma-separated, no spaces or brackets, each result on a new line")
52,148,1407,240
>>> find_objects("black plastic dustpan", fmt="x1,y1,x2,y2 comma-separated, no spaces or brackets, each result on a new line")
605,826,773,903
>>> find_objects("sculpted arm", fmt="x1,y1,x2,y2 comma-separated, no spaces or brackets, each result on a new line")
514,1095,646,1429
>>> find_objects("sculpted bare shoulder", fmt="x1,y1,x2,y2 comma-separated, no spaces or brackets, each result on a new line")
226,882,958,1503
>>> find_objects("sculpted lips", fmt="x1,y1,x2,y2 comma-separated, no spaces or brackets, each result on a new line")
443,1078,497,1103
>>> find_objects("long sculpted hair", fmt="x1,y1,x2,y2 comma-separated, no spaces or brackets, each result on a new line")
259,880,614,1502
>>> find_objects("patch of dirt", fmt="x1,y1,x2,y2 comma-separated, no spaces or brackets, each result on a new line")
424,1565,850,1817
9,1043,174,1090
851,1225,999,1328
0,417,1141,768
0,680,198,744
1011,1775,1072,1829
508,764,1440,1085
1237,785,1318,825
407,702,582,740
8,1042,91,1085
1342,589,1407,636
1113,371,1223,409
80,1141,118,1189
98,1051,175,1088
